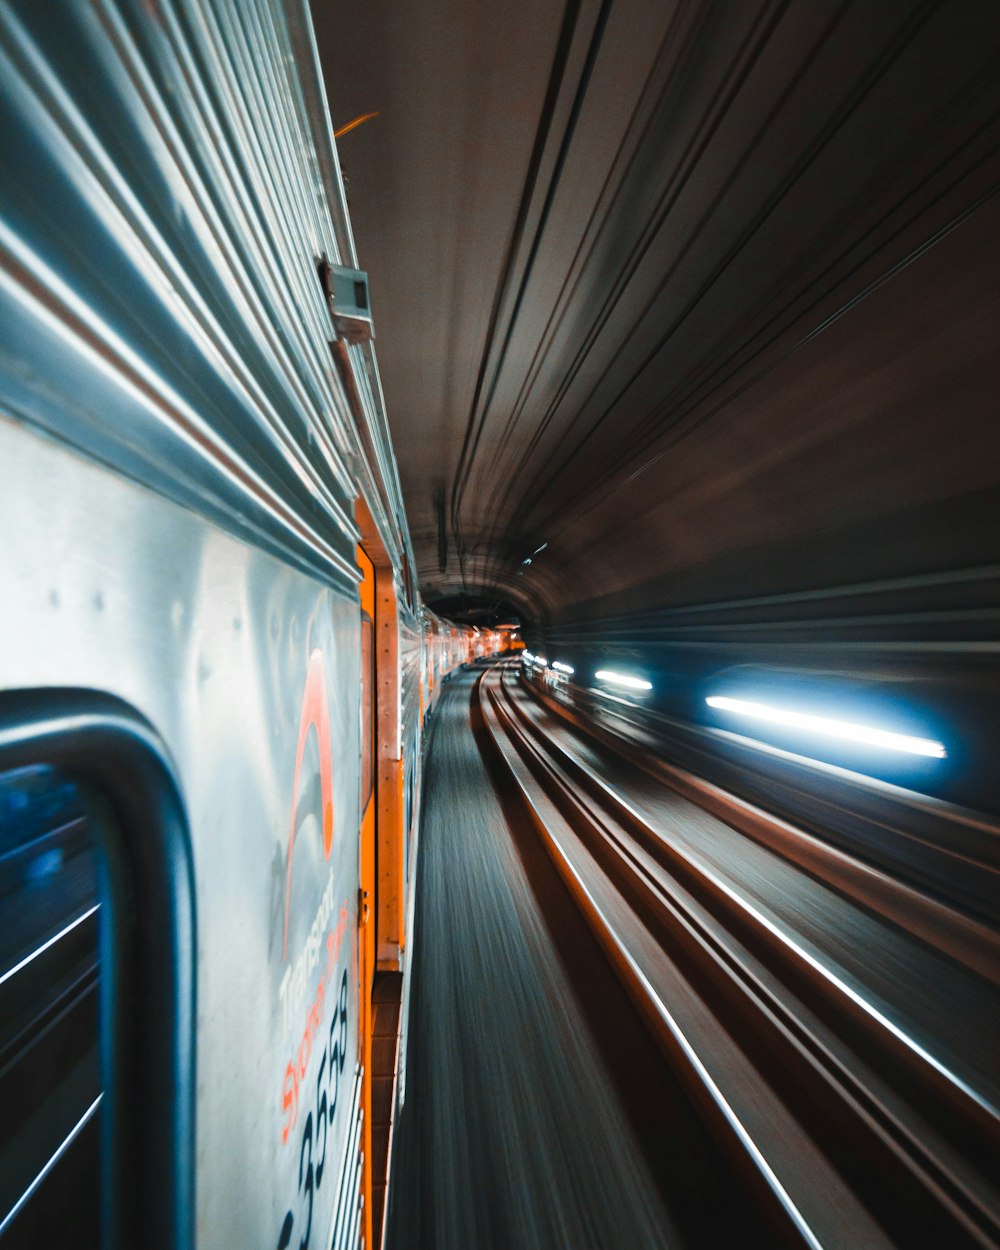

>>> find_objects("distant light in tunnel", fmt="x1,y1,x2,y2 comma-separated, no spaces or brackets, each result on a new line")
595,670,652,691
551,661,574,675
532,543,548,555
705,696,946,758
522,652,535,664
532,655,548,669
521,557,532,566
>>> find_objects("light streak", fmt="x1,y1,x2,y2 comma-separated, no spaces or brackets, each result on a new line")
705,696,945,758
0,1095,103,1234
595,670,652,691
333,111,380,139
0,904,100,989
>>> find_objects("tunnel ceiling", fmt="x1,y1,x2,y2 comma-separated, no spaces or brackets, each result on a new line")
313,1,1000,626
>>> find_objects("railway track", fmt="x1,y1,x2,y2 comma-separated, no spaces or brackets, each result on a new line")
476,663,1000,1249
553,680,1000,928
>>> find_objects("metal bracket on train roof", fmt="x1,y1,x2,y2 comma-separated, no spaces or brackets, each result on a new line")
318,255,374,345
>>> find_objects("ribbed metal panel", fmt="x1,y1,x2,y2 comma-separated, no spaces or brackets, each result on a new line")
0,0,401,594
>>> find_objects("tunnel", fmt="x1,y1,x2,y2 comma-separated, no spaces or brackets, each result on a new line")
0,2,997,1248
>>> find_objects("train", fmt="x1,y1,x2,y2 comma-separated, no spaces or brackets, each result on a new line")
0,2,507,1247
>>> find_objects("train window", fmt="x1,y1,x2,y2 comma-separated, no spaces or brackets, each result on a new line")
0,764,104,1247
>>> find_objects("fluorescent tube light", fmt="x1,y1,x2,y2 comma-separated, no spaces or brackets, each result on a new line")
595,670,652,691
705,696,945,758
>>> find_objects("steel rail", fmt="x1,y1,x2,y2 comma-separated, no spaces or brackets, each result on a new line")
477,669,837,1249
0,1093,102,1235
501,671,1000,1240
483,665,1000,1249
516,675,1000,1052
531,676,1000,942
0,905,99,990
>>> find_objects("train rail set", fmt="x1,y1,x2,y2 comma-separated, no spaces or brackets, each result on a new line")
473,661,999,1249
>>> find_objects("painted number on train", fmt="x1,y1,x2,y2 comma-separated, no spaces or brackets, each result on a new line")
277,968,349,1249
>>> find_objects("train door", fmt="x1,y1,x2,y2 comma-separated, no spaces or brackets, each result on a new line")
354,496,409,1248
357,544,377,1250
0,698,193,1250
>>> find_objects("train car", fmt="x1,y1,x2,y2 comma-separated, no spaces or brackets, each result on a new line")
418,612,481,724
0,3,494,1248
418,611,492,725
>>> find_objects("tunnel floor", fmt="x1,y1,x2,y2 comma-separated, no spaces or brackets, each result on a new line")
385,668,679,1250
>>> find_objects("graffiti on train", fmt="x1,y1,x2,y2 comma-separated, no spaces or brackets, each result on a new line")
277,965,349,1249
275,649,352,1248
282,650,335,959
280,873,349,1140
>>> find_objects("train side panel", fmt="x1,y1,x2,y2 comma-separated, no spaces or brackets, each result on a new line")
0,417,364,1247
0,0,388,1245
